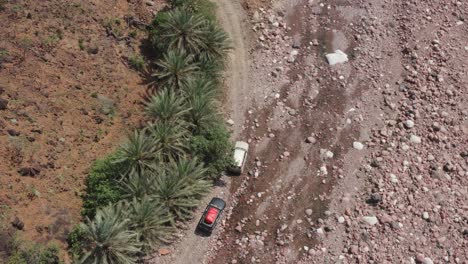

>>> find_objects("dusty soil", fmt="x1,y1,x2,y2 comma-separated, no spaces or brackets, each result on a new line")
0,0,163,261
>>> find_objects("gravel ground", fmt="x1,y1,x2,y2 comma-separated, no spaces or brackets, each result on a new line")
206,0,467,263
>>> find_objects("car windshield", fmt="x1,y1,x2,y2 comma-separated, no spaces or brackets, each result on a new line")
204,207,219,224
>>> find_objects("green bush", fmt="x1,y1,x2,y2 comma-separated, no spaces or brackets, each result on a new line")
67,225,86,260
7,239,62,264
190,120,233,179
81,154,126,218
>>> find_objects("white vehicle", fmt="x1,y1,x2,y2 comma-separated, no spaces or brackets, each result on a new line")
230,141,249,175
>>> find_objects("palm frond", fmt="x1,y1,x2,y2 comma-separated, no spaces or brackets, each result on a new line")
166,157,207,181
152,49,199,90
145,88,191,124
120,170,159,199
152,168,212,223
147,122,189,161
78,203,140,264
114,130,159,178
126,196,174,253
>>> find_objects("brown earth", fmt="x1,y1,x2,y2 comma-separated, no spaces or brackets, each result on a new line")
0,0,164,261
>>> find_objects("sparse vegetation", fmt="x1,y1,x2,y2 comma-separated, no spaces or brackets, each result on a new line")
6,237,62,264
0,48,8,66
128,54,145,71
78,38,85,50
71,1,233,262
0,0,7,12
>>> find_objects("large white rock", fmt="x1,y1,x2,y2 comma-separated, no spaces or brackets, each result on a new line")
326,50,349,65
353,141,364,150
362,216,378,226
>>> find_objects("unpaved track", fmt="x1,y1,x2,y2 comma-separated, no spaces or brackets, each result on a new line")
146,1,250,263
218,0,251,137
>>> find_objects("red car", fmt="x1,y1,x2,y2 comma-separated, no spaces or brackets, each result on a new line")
197,197,226,234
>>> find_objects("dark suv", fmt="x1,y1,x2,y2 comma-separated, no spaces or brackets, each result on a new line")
196,197,226,234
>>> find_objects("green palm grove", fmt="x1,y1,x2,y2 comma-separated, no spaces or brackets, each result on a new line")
69,1,233,263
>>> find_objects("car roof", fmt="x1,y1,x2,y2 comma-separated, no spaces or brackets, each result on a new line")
234,148,246,167
235,141,249,150
209,197,226,209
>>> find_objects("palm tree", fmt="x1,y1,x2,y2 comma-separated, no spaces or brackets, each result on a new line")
154,8,209,54
78,203,140,264
184,90,218,133
114,130,159,178
145,88,190,124
200,21,231,61
153,169,211,223
166,157,207,181
182,76,218,100
126,196,173,253
197,56,223,80
147,122,188,161
153,49,199,90
120,170,158,199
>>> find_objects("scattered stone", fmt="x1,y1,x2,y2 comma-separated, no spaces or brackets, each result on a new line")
410,134,422,144
145,0,154,6
362,216,378,226
18,166,41,177
353,141,364,150
0,98,8,110
87,46,99,55
366,193,382,205
325,50,348,65
422,212,430,220
320,165,328,175
158,248,171,256
97,94,115,115
305,209,313,216
404,120,415,128
11,217,24,230
337,216,345,224
252,11,260,22
226,119,235,126
7,129,20,136
390,174,399,183
235,223,242,232
423,258,434,264
306,137,316,144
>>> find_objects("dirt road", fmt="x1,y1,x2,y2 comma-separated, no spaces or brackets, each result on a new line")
146,0,250,263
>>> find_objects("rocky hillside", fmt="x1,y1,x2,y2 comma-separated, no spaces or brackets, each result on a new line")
0,0,163,261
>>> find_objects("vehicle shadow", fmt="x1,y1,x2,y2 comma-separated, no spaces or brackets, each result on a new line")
213,177,228,187
194,227,211,237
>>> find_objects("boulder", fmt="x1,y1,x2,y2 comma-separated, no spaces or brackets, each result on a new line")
325,50,348,65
